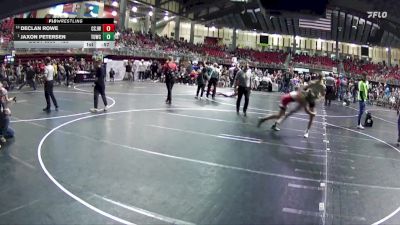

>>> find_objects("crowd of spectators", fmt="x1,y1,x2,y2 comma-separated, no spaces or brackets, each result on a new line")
2,23,400,108
115,30,287,67
0,57,96,91
292,54,337,67
0,19,13,49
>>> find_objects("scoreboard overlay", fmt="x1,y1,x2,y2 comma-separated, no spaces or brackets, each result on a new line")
13,18,115,49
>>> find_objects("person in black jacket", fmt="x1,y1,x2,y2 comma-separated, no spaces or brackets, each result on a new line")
164,57,177,104
150,61,158,80
90,60,109,113
64,61,72,87
234,63,252,117
195,63,208,99
18,64,36,90
109,68,115,82
206,63,220,100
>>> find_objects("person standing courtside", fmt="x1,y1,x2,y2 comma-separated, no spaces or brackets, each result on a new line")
109,68,115,82
43,57,58,113
125,61,133,82
325,73,336,106
64,60,72,87
206,63,220,100
234,63,252,117
195,62,208,99
90,60,109,113
18,63,36,91
164,57,177,104
357,72,368,129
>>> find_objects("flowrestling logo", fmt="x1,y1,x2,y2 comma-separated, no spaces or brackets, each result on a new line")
367,11,388,19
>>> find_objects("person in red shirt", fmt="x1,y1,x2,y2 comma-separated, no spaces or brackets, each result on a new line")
163,57,177,104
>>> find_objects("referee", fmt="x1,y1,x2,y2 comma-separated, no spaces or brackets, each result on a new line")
43,57,58,113
90,59,109,113
234,62,252,117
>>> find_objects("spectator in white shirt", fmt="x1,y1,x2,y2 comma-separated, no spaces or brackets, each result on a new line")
234,63,252,116
43,57,59,113
138,59,146,81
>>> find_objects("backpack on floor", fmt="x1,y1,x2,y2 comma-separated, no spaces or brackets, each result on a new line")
364,112,373,127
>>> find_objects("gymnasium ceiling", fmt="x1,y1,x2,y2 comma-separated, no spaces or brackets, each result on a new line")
1,0,400,47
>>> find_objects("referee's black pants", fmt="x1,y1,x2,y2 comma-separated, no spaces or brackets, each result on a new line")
236,86,250,113
94,84,107,108
196,83,205,97
207,78,218,98
325,86,334,106
18,79,36,90
165,79,174,103
44,80,58,109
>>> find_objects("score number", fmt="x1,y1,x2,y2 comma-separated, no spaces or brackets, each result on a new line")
103,32,115,41
102,24,115,41
102,24,115,32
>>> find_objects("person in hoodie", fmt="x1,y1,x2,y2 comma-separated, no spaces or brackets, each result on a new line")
206,63,220,100
195,62,208,100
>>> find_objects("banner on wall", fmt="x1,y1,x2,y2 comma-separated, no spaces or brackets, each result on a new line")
63,3,81,15
106,60,125,81
84,3,100,17
19,11,37,18
103,5,119,24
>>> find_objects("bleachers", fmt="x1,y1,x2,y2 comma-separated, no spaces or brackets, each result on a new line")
293,54,337,67
0,19,13,49
2,26,400,84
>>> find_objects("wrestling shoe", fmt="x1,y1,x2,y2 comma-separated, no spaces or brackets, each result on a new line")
90,108,98,113
271,123,280,131
357,124,364,130
257,119,263,128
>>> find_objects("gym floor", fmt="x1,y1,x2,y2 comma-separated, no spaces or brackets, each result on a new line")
1,81,400,225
